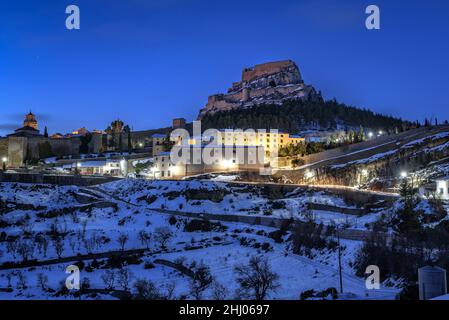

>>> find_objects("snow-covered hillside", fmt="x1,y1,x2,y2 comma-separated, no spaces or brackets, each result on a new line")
98,179,383,229
0,181,399,300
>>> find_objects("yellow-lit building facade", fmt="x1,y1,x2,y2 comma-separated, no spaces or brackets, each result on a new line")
216,130,304,156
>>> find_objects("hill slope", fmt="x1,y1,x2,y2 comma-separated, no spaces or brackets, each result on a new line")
201,99,412,133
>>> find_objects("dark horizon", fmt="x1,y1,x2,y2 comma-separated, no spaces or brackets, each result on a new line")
1,0,449,136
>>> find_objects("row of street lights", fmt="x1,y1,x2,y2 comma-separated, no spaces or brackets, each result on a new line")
368,130,384,139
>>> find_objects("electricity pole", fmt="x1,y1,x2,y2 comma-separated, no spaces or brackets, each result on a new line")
337,225,344,294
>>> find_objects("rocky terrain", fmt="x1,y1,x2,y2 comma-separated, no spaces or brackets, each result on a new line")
197,60,320,119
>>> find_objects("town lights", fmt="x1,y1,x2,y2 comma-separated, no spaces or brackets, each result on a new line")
138,142,143,147
221,159,234,170
361,169,369,177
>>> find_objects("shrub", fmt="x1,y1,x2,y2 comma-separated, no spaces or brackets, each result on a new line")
184,219,226,233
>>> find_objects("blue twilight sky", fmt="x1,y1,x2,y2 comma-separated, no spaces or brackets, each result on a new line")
1,0,449,136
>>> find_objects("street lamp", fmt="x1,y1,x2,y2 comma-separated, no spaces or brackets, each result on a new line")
1,157,7,171
400,171,407,179
368,132,374,139
305,170,315,179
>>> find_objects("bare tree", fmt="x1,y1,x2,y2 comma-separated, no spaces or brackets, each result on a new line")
17,240,34,262
164,281,176,300
81,220,88,239
212,280,229,300
37,273,49,290
101,270,116,290
117,233,129,251
138,230,151,249
83,233,100,254
133,279,162,300
189,262,213,300
81,278,91,291
69,237,77,254
117,268,132,290
70,210,79,223
234,256,279,300
35,234,44,255
49,219,60,237
6,241,18,259
16,271,27,289
154,227,172,249
53,238,64,259
42,236,49,257
6,272,13,287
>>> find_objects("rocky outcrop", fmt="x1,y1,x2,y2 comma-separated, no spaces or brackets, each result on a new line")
198,60,320,119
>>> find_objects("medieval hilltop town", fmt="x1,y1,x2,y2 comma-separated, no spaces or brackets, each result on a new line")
1,60,449,300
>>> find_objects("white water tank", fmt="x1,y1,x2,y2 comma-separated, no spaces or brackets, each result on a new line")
418,266,447,300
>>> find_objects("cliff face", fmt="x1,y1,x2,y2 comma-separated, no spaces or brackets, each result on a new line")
198,60,320,119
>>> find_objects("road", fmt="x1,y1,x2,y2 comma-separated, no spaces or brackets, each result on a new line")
282,125,449,173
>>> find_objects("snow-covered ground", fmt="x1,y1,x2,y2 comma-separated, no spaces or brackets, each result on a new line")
98,179,383,230
0,181,399,300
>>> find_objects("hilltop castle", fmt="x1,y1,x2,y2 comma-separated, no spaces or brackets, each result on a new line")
198,60,320,119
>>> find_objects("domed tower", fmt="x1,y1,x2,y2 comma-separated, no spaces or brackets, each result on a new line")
24,111,38,130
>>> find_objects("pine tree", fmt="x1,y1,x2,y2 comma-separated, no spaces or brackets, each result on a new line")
124,125,132,150
118,132,123,151
395,179,421,235
44,126,48,138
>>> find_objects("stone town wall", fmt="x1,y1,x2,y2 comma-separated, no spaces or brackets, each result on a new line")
7,137,27,167
0,172,119,186
242,60,299,83
0,138,8,161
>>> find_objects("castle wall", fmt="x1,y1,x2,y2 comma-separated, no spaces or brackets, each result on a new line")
242,60,298,82
88,133,102,154
7,137,27,167
23,137,81,162
49,137,81,156
0,138,8,161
